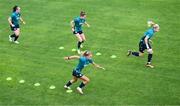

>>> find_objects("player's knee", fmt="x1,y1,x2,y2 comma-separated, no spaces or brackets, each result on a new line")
15,34,19,36
147,49,153,54
151,50,153,54
86,78,90,83
139,53,144,56
79,39,83,42
15,32,20,36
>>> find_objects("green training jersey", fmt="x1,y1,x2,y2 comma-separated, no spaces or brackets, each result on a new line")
11,12,21,25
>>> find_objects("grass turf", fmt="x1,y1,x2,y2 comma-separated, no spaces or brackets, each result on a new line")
0,0,180,105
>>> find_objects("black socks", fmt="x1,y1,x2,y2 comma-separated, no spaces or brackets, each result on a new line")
10,34,16,38
77,41,82,49
79,82,85,88
66,81,86,89
148,54,153,63
66,81,72,87
77,41,84,49
14,36,19,41
132,52,139,56
10,34,19,41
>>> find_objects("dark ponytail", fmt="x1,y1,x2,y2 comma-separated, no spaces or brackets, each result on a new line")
83,50,92,57
80,11,86,17
13,5,18,12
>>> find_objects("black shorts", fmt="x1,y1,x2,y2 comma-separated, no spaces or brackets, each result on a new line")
139,41,151,53
73,31,83,35
10,24,20,31
72,69,83,78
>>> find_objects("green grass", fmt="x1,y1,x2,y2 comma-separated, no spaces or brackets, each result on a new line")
0,0,180,105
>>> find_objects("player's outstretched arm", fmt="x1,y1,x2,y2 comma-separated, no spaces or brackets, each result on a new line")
92,62,105,70
64,55,80,60
20,17,26,24
70,20,75,31
85,22,90,27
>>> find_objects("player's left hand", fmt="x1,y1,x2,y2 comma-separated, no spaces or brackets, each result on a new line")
99,66,105,70
22,21,26,24
87,24,90,27
64,57,69,60
101,67,106,70
149,40,153,44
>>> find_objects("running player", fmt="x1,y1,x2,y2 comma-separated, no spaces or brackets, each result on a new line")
127,21,160,68
71,11,90,54
8,5,26,44
64,51,105,95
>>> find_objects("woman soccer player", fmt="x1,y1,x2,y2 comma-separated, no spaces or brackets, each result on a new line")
8,5,25,44
71,11,90,54
64,51,105,95
127,21,160,68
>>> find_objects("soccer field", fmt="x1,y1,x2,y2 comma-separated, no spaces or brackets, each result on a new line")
0,0,180,105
